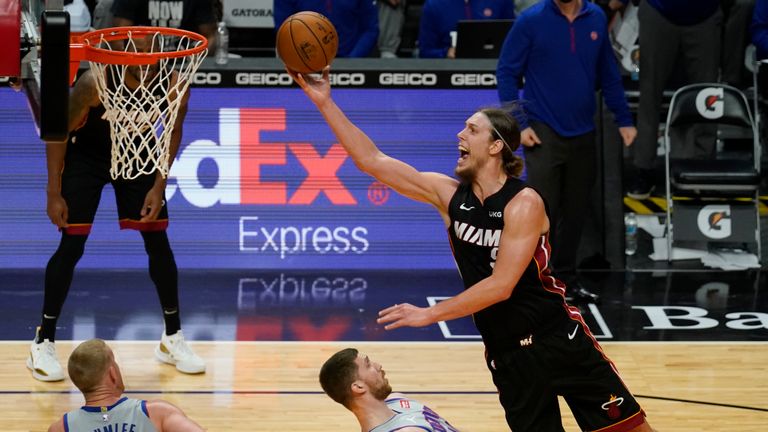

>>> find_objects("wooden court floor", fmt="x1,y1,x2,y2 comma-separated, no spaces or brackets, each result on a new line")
1,341,766,431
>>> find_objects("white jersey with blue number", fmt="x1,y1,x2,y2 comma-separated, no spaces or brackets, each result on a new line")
370,395,460,432
63,397,156,432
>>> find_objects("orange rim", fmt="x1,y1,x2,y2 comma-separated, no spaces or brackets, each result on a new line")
71,26,208,66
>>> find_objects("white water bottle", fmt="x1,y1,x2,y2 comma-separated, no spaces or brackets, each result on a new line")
624,212,638,256
215,21,229,65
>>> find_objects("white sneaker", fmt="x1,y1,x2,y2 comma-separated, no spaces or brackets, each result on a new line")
27,331,65,382
155,330,206,374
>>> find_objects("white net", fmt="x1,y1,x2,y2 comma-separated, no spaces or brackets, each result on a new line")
87,29,207,180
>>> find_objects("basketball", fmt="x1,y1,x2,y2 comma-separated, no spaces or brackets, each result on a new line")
276,12,338,74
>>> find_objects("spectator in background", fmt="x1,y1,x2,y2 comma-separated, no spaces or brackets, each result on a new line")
275,0,379,58
378,0,406,58
418,0,515,58
515,0,539,15
65,0,92,33
752,0,768,105
753,0,768,58
496,0,635,304
92,0,113,29
721,0,756,88
622,0,722,199
111,0,218,52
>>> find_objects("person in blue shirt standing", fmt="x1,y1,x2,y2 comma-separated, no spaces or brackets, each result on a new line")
275,0,379,58
752,0,768,121
622,0,721,199
753,0,768,59
496,0,635,304
418,0,515,58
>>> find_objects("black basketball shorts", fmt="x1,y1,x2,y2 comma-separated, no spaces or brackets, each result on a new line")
484,317,646,432
60,155,169,235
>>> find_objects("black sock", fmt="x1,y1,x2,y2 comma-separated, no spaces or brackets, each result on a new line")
163,308,181,335
39,315,58,343
141,231,182,336
40,233,88,343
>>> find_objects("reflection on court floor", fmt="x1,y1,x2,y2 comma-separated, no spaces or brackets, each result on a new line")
1,269,765,342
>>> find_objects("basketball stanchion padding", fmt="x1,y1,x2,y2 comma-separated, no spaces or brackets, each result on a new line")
40,10,70,142
0,0,21,77
69,26,208,180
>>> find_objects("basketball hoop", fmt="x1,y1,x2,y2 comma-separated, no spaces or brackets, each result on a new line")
70,26,208,180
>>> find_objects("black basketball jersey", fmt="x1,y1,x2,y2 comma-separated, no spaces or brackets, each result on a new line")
67,70,170,163
447,177,568,351
67,103,111,161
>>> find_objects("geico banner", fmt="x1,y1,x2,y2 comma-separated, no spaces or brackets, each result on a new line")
0,87,524,269
223,0,273,28
189,70,499,89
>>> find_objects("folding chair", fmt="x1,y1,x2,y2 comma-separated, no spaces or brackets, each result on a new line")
663,83,762,262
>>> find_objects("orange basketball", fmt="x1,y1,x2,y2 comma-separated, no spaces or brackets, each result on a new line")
276,11,338,74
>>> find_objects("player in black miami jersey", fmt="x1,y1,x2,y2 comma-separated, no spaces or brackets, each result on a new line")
290,67,654,432
28,35,205,383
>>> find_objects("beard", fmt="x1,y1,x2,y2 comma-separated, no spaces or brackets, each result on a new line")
370,379,392,401
455,164,477,183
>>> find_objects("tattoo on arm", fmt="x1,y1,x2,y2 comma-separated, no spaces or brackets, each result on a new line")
68,72,100,132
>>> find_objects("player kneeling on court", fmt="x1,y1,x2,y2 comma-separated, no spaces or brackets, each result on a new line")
320,348,460,431
47,339,204,432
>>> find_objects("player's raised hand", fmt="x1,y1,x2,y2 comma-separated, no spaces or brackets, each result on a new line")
287,66,331,107
46,193,68,228
377,303,435,330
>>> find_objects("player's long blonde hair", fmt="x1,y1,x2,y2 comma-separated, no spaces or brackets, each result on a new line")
480,108,523,178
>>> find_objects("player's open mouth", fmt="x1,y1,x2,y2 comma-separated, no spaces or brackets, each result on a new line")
458,146,469,163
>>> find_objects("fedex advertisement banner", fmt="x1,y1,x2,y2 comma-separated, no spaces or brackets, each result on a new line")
0,87,511,269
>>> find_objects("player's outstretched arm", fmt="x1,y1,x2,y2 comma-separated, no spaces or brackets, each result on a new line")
288,67,458,215
146,399,205,432
378,188,548,329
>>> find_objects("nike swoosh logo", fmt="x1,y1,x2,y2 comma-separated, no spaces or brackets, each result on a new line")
568,324,579,340
459,203,475,211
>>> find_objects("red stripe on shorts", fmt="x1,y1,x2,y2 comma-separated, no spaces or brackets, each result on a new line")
63,224,92,235
119,219,169,231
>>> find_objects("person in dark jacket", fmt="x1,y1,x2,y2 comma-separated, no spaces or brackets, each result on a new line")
622,0,722,199
720,0,755,88
418,0,515,58
275,0,379,58
496,0,635,304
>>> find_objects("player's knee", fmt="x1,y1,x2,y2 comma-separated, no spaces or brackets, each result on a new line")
141,231,175,259
57,234,88,262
